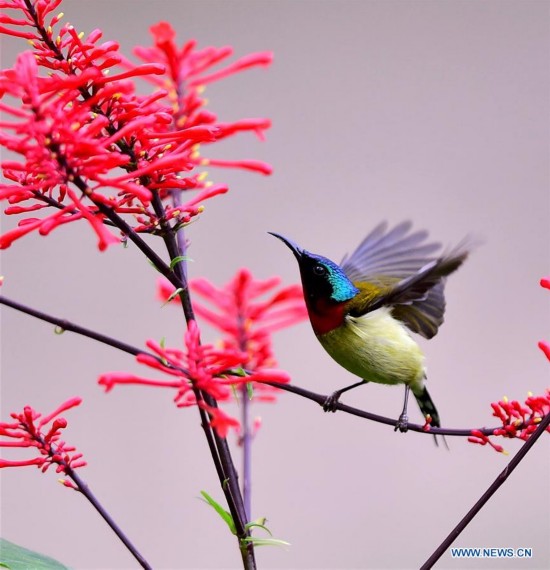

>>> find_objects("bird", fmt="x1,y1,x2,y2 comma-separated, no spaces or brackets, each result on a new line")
269,221,471,435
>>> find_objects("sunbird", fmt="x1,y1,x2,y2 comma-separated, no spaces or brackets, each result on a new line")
269,221,470,432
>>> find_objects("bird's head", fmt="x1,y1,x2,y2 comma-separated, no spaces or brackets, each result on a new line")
269,232,359,306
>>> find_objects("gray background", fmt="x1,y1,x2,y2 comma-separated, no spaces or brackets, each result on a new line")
1,1,549,569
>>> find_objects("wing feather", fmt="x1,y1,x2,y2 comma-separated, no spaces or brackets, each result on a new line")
343,222,468,338
341,221,441,283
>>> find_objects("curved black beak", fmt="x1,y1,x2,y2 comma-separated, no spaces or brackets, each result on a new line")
268,232,303,261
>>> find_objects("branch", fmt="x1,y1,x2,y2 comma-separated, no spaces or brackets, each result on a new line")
261,381,514,438
420,411,550,569
146,193,255,566
0,295,144,358
1,294,531,440
66,468,152,570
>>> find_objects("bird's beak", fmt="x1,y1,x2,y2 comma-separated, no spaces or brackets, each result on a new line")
268,232,303,261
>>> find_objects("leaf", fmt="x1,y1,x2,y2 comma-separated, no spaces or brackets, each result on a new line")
199,491,236,535
241,537,291,548
246,381,254,400
245,522,272,535
0,538,70,569
169,256,191,270
161,288,183,306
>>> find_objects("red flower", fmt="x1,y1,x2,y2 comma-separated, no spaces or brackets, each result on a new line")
98,320,290,412
199,402,241,438
158,269,307,401
469,277,550,452
467,430,506,454
1,6,272,250
471,310,550,451
469,392,550,453
0,397,86,473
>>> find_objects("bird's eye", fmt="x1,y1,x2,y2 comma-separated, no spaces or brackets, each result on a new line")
313,264,326,276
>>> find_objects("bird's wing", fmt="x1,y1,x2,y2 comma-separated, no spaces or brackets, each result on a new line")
343,222,467,339
341,221,442,284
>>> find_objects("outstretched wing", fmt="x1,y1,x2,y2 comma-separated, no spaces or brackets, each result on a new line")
342,222,467,339
341,221,442,284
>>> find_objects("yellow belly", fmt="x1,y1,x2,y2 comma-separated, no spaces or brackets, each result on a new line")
317,307,425,387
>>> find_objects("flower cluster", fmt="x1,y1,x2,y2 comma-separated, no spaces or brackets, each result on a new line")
158,268,307,401
98,320,290,437
0,1,272,250
0,397,86,473
469,277,550,453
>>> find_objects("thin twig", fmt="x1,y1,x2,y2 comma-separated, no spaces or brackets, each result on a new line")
261,381,515,438
0,295,520,439
67,468,153,570
419,411,550,569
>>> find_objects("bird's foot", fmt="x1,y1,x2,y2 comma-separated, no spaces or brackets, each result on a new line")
322,392,341,413
394,412,409,433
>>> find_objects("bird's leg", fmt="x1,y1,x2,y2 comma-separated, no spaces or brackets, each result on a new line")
323,380,366,412
395,385,410,432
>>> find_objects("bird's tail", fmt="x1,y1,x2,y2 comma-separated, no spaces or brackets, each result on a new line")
412,385,441,428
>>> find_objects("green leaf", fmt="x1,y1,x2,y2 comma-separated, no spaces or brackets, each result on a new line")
246,381,254,400
169,256,190,270
245,522,272,535
161,288,183,306
0,538,70,569
199,491,236,535
241,537,291,548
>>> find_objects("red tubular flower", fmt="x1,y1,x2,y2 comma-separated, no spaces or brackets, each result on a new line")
130,21,272,175
98,320,290,432
470,277,550,453
199,402,241,438
158,269,307,402
0,397,86,473
538,341,550,362
1,6,272,249
469,392,550,453
467,430,505,454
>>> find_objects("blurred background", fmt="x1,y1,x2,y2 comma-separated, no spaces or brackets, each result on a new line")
1,1,549,568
